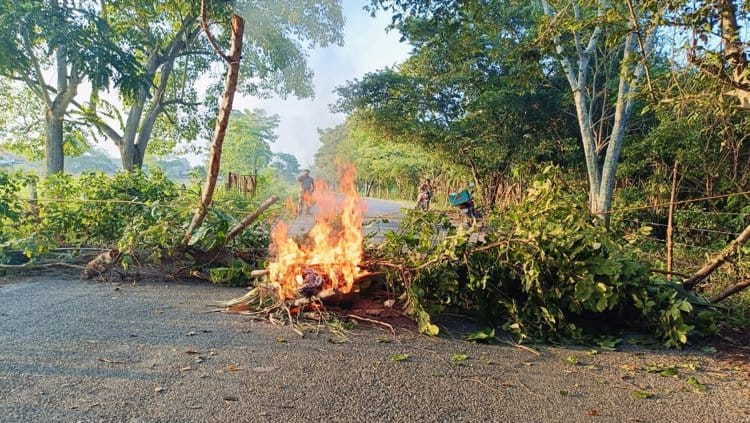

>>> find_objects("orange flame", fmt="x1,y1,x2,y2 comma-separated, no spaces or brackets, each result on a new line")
267,164,366,299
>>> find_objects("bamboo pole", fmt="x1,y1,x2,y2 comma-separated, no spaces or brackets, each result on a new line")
666,160,679,276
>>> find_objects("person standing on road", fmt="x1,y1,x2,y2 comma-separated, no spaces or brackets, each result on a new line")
297,169,315,215
416,178,434,211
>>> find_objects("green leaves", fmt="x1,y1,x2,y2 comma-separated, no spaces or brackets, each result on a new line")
451,354,469,363
390,353,410,362
632,390,654,400
685,376,707,393
465,328,495,343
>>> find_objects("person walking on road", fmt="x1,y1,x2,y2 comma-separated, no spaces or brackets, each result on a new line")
297,169,315,215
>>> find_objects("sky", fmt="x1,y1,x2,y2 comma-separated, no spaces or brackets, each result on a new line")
233,0,411,168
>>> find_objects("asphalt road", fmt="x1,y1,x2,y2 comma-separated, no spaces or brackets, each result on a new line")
1,274,749,423
286,196,409,242
1,197,749,422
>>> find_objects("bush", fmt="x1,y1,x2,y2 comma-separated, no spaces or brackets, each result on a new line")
375,168,718,347
0,172,37,261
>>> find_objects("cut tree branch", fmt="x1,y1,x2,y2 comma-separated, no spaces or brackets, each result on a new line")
200,0,231,63
683,222,750,290
710,279,750,303
223,196,279,244
182,8,245,245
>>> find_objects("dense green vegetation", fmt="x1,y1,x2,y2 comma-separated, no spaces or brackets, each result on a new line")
2,0,750,347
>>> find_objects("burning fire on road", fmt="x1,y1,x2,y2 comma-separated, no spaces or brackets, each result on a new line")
218,163,377,313
268,162,368,300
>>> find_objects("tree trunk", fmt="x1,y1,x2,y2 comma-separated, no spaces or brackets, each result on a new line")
44,44,74,175
572,89,602,214
44,109,64,175
120,88,149,171
595,32,640,226
541,1,645,226
130,27,197,169
182,12,245,245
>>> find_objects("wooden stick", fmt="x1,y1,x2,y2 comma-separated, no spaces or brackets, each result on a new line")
710,279,750,303
347,314,395,335
683,223,750,290
495,337,541,356
666,160,679,276
290,289,335,307
0,262,82,270
224,196,279,243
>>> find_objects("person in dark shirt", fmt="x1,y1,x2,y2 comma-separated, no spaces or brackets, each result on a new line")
297,169,315,215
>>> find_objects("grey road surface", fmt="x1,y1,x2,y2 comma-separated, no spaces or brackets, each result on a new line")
286,196,408,242
1,274,748,423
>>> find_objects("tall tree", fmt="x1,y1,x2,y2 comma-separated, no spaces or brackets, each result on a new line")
539,0,650,223
94,0,344,171
0,0,141,174
82,0,203,171
270,152,301,182
340,0,577,205
221,109,277,175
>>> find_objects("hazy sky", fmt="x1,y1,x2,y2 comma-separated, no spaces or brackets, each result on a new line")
234,0,411,168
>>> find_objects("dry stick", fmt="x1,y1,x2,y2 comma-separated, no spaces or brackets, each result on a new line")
224,195,279,243
649,269,690,279
666,160,679,276
624,0,657,102
683,222,750,290
347,314,396,335
465,378,507,396
182,6,244,245
710,279,750,303
495,337,541,357
0,262,82,270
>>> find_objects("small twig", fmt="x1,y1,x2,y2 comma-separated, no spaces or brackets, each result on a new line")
516,380,545,398
649,269,691,279
495,337,542,356
465,377,507,396
99,358,127,364
347,314,396,335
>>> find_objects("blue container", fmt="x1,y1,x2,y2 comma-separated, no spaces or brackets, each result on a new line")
449,190,471,206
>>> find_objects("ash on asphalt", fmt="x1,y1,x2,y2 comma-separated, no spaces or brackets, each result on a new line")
1,274,749,423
